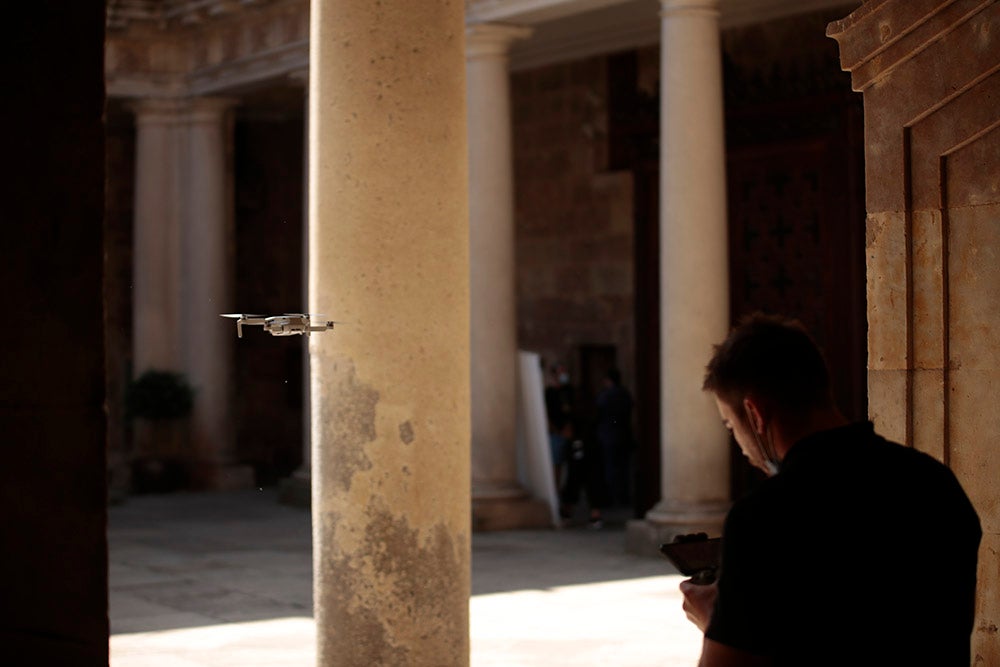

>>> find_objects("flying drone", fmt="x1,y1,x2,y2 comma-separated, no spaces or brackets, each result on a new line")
221,313,339,338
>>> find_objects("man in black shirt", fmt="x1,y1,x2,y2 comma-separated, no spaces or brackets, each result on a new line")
680,314,981,666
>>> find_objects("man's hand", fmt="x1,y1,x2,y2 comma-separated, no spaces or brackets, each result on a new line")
679,578,718,632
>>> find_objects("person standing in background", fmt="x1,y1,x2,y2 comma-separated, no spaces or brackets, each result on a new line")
595,368,633,507
544,363,574,492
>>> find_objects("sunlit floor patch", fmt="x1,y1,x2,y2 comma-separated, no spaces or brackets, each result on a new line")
471,574,703,667
111,576,702,667
111,617,316,666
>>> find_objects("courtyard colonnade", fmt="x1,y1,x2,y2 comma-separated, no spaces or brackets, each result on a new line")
111,0,736,546
108,0,771,662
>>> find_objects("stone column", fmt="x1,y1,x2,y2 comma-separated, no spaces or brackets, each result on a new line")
627,0,731,554
132,98,186,375
310,1,470,664
466,22,549,530
181,97,252,489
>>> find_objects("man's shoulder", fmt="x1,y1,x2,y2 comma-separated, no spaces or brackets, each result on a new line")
722,477,791,534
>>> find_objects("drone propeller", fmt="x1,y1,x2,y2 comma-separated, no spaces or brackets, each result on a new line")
220,313,265,319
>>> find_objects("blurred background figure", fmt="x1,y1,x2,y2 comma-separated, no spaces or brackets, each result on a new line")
595,368,634,507
544,363,575,492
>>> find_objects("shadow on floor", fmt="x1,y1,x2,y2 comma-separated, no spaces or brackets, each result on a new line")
109,490,677,634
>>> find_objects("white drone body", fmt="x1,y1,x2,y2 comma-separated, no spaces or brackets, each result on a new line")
221,313,338,338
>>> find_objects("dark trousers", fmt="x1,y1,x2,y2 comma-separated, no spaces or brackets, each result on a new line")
559,438,609,510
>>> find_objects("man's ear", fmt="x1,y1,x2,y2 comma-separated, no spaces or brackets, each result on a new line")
742,396,765,435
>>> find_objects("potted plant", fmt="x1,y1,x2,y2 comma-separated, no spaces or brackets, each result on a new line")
126,370,195,492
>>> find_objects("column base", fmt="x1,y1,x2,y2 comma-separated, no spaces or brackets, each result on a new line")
278,470,311,508
472,491,553,531
188,460,256,491
624,501,729,558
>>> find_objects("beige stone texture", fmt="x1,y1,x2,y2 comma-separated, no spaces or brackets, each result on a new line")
511,58,636,388
946,122,1000,210
467,23,535,518
910,368,945,462
656,0,731,531
948,204,1000,373
471,496,552,531
829,0,1000,213
866,368,907,445
972,531,1000,664
866,210,908,370
949,368,1000,536
309,1,470,664
832,0,1000,655
908,72,1000,212
911,209,945,370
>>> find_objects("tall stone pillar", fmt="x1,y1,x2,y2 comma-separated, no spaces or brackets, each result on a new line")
466,22,549,530
627,0,731,554
310,2,471,664
181,97,251,489
132,98,186,375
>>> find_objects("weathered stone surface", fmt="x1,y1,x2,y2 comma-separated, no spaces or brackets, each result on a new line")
866,211,908,370
949,204,1000,372
831,1,1000,659
829,0,1000,213
909,71,1000,211
866,368,908,445
910,368,945,462
910,209,945,371
949,369,1000,535
972,531,1000,665
310,0,471,663
513,57,635,376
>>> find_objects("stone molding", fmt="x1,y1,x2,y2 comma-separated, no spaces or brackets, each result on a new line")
828,1,1000,444
466,23,535,59
504,0,862,72
106,0,308,98
108,0,277,30
466,0,632,25
108,0,865,91
660,0,721,18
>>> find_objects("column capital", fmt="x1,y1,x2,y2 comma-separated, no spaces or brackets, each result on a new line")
186,96,240,123
129,96,239,125
465,22,533,60
130,97,188,125
659,0,720,18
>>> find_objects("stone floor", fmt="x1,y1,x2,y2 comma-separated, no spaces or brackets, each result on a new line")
109,490,703,666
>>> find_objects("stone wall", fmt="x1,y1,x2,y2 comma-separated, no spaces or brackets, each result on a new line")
512,56,636,397
829,0,1000,660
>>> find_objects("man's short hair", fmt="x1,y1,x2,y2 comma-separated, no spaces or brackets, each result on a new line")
703,313,832,417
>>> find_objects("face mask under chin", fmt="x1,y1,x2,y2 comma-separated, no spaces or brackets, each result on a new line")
744,403,780,476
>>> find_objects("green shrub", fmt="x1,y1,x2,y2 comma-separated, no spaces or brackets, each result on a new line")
125,370,195,420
